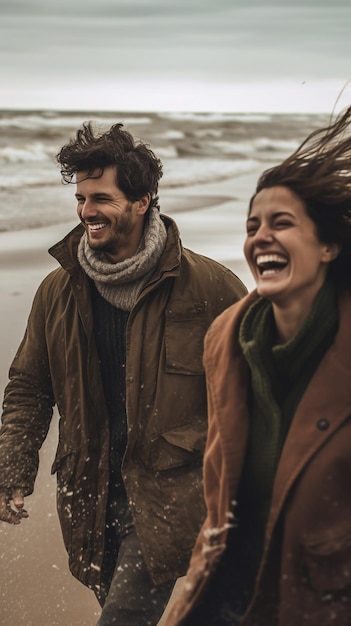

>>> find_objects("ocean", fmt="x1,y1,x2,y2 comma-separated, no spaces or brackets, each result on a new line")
0,109,329,233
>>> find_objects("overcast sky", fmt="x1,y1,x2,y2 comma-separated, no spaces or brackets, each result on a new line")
1,0,351,112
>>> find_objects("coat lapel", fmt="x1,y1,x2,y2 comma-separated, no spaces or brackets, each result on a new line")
267,291,351,534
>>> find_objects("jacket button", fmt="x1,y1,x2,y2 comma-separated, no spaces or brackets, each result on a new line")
317,418,330,431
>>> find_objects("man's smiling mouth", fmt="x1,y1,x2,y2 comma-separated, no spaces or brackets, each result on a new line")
256,254,288,275
87,222,108,232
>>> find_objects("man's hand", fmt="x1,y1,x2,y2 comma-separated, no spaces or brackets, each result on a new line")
0,489,29,524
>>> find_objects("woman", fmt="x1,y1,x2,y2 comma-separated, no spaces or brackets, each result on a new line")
167,106,351,626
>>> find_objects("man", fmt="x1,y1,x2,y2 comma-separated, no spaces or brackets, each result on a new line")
0,122,247,626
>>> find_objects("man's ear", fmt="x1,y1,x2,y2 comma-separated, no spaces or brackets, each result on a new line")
136,193,151,215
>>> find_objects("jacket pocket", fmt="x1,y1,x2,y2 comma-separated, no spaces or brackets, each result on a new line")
135,420,207,471
303,533,351,599
165,300,207,375
149,420,207,471
51,448,76,481
51,449,77,553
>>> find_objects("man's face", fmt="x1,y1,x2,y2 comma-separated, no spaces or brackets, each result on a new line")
75,166,149,262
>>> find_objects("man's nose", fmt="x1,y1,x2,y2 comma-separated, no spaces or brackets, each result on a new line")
80,200,98,220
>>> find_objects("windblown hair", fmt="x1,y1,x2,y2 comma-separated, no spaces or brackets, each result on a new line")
56,122,163,210
249,105,351,289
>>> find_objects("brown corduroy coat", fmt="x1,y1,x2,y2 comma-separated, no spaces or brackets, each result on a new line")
0,215,247,595
168,289,351,626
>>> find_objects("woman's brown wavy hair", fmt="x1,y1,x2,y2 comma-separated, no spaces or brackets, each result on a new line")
249,105,351,289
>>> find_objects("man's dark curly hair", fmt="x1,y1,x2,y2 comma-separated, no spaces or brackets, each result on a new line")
248,105,351,290
56,122,163,210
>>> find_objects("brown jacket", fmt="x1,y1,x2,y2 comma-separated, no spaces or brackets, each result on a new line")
0,215,246,593
168,290,351,626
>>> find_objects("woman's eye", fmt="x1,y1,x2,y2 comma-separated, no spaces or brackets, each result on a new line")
275,220,292,228
246,221,258,235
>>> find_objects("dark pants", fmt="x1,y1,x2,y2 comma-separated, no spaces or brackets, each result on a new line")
96,526,175,626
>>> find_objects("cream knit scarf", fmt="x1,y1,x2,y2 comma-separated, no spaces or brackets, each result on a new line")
77,207,167,311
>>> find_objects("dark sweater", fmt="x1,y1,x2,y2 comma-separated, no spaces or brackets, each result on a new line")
90,281,129,501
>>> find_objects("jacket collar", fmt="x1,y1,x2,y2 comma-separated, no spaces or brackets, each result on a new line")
49,223,83,274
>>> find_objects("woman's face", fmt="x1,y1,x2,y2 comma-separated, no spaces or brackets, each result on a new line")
244,186,338,309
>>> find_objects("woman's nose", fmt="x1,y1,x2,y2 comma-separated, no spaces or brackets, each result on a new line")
253,224,274,243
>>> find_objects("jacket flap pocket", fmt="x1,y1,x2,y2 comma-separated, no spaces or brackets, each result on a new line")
165,300,207,375
161,421,207,453
150,420,207,471
51,448,76,477
303,534,351,593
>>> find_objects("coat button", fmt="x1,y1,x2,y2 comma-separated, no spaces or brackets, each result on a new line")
317,418,330,431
